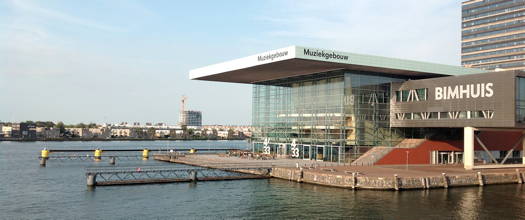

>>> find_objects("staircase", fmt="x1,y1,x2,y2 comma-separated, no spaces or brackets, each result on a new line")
395,138,425,148
350,139,426,166
351,147,394,166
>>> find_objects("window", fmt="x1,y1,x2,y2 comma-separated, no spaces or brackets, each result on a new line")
416,88,427,101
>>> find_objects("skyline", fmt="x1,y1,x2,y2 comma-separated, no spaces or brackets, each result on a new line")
1,0,462,125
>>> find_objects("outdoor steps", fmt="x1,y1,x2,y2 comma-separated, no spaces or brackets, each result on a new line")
396,138,425,148
350,139,426,166
351,147,393,166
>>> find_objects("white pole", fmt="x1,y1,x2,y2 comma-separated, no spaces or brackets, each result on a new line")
464,127,475,170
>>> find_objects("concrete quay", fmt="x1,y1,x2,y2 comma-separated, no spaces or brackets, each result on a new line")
154,154,525,190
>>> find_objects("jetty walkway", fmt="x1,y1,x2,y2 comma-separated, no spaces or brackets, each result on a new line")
154,154,525,190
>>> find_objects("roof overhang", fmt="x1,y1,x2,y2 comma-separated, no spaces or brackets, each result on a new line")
189,46,488,84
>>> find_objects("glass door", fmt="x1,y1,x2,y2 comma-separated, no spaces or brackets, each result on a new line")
303,145,310,160
316,145,324,161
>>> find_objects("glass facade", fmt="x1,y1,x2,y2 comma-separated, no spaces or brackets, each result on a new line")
252,70,408,162
516,77,525,123
462,0,525,70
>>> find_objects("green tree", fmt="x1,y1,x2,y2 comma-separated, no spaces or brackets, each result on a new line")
54,121,65,134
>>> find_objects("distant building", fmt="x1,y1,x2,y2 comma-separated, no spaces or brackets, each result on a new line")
11,123,36,139
89,128,110,138
2,126,12,138
66,128,93,138
36,127,60,139
110,128,133,137
155,129,171,138
179,110,202,127
462,0,525,70
178,96,202,127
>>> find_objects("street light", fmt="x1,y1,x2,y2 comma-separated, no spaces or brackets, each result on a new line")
406,151,410,170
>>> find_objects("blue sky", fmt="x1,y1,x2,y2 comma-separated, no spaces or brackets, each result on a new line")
1,0,461,125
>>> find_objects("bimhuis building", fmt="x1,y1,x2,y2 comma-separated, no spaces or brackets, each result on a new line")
190,46,525,169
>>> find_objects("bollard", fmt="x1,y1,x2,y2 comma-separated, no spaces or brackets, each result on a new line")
516,169,522,184
393,174,399,191
189,170,198,182
442,173,449,189
87,173,97,187
298,168,304,183
352,172,356,189
40,148,49,167
477,172,484,186
109,156,116,165
94,149,102,162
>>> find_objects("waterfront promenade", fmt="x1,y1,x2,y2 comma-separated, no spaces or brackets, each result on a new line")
155,154,525,190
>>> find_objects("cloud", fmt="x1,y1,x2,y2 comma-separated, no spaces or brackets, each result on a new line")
7,0,123,32
259,0,461,65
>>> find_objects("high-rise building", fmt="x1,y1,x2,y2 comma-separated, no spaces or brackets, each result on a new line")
462,0,525,70
179,110,202,127
178,96,202,127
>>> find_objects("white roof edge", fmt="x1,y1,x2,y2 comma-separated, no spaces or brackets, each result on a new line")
189,45,487,80
189,46,297,79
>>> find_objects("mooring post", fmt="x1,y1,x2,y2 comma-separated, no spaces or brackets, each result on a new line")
298,167,304,183
477,172,484,186
394,174,399,191
87,173,97,187
94,148,102,162
142,148,149,160
516,169,523,184
189,170,197,182
442,173,448,189
109,156,116,165
352,172,356,189
40,148,49,167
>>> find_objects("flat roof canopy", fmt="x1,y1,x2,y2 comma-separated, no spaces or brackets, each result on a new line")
189,46,488,84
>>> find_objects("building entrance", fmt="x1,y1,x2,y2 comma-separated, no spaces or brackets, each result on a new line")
303,145,311,160
315,146,325,161
432,151,463,164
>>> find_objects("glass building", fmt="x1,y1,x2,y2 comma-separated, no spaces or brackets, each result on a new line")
252,70,412,162
462,0,525,70
189,46,487,163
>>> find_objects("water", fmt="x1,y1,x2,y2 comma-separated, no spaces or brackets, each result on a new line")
1,141,525,219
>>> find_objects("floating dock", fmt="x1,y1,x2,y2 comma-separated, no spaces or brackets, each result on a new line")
85,166,271,187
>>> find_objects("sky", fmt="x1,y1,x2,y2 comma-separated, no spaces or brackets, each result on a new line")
0,0,462,125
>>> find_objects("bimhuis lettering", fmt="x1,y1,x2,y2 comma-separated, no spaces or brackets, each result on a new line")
304,49,349,61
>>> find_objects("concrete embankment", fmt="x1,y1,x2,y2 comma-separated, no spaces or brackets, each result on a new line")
271,167,525,190
154,154,525,190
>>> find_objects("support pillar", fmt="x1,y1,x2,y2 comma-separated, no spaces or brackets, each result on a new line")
109,156,116,165
523,132,525,164
464,127,475,170
87,173,97,187
189,170,197,182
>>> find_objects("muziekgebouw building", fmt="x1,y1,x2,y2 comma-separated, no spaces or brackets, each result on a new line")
191,46,525,169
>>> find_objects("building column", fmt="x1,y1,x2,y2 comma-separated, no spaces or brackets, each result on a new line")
523,131,525,165
464,127,475,170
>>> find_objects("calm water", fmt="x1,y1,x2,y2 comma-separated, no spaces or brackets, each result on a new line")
1,141,525,219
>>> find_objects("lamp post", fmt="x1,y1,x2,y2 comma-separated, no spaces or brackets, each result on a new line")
406,151,410,170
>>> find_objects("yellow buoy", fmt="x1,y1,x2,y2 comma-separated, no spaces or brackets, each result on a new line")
41,148,49,159
189,148,196,154
94,149,102,161
142,148,149,160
